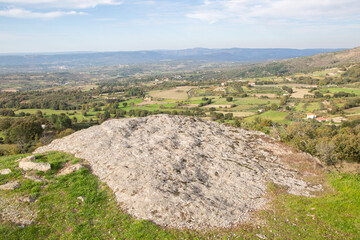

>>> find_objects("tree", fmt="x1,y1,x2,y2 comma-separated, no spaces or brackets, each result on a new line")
55,114,72,131
233,118,241,127
7,117,43,144
225,113,233,120
100,111,111,123
280,96,288,106
226,97,233,102
271,103,278,110
316,140,337,165
0,118,11,130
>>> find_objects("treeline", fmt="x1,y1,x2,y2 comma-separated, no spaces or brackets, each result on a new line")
0,106,208,155
0,90,92,110
239,118,360,165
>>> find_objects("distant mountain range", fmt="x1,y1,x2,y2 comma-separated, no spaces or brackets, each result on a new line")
0,48,345,71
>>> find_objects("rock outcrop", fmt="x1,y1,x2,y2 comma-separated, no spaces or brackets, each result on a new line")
18,155,51,172
35,115,322,229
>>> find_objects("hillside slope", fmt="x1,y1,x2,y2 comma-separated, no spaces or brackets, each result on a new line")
282,46,360,72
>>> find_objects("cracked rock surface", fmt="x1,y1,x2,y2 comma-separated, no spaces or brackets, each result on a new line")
35,115,322,229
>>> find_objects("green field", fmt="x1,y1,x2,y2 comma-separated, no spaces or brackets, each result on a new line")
345,107,360,114
294,102,320,113
321,88,360,95
211,97,279,106
245,111,289,122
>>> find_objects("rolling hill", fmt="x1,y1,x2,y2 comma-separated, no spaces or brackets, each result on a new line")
281,46,360,72
0,48,343,71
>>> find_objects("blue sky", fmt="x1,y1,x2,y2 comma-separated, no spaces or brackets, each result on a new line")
0,0,359,53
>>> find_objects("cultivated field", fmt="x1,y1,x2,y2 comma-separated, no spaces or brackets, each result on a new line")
291,88,313,98
149,86,195,100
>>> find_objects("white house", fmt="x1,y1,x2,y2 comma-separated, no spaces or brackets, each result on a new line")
307,113,317,119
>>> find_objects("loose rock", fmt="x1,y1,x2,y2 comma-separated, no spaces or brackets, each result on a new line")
24,174,46,182
35,115,323,229
18,196,37,203
0,181,21,190
17,155,36,162
77,196,85,202
0,168,11,175
18,155,51,172
58,163,84,176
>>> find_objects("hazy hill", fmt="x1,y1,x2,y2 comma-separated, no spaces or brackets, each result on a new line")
0,48,343,72
281,46,360,72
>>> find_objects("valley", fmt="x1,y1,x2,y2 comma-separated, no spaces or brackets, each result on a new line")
0,47,359,239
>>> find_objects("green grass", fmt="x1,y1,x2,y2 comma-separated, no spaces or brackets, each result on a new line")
294,102,320,113
260,173,360,239
245,111,289,122
345,107,360,114
212,97,279,106
1,152,359,239
118,98,143,107
321,88,360,95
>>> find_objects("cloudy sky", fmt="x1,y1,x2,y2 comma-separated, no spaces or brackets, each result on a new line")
0,0,359,53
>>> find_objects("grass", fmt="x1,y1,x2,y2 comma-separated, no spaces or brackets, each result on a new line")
321,87,360,95
345,106,360,114
1,152,360,239
294,102,320,113
212,97,279,106
260,173,360,239
245,111,289,122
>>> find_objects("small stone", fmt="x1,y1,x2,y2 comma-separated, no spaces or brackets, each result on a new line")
17,155,36,162
77,196,85,202
19,161,51,172
256,233,267,239
0,168,12,175
0,181,21,190
24,174,46,182
18,196,37,203
58,163,84,176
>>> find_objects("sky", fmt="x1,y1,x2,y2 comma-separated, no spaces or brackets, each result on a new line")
0,0,359,53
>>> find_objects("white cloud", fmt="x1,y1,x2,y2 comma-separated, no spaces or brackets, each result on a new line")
0,0,123,9
134,1,157,5
187,0,360,23
0,8,84,19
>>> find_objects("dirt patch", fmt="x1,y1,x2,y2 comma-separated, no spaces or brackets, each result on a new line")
203,105,233,108
291,88,313,98
215,111,255,117
182,104,200,108
149,86,195,100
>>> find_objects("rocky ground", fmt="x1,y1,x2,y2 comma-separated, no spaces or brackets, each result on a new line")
35,114,323,229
